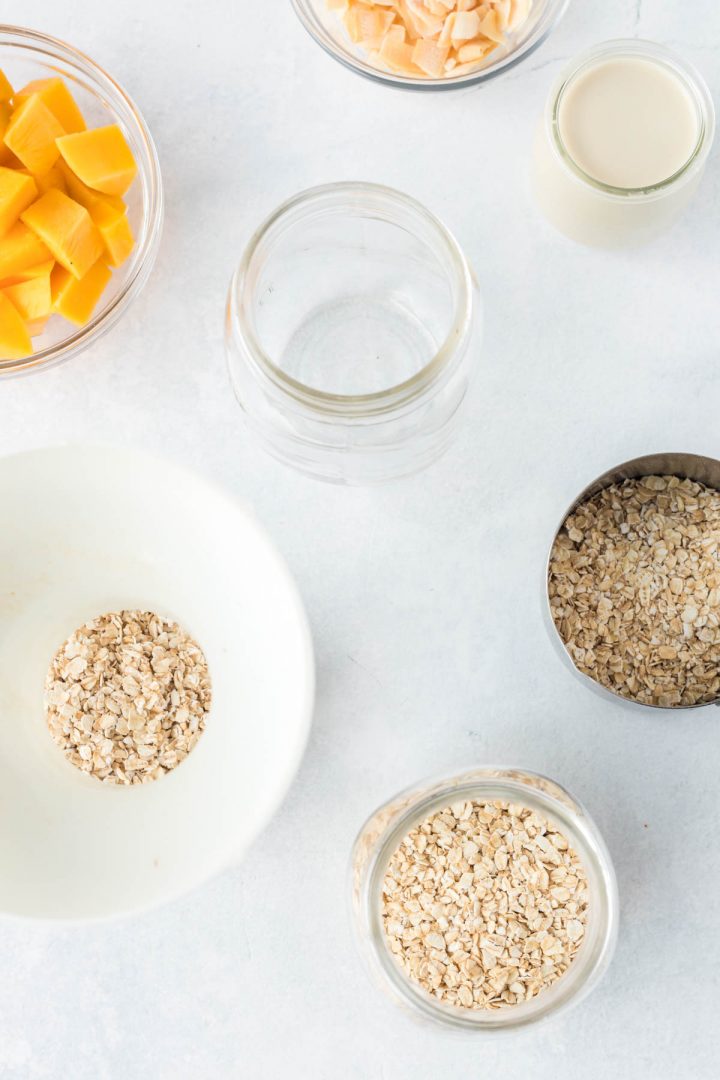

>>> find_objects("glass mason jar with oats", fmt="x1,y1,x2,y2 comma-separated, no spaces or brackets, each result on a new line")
351,767,618,1031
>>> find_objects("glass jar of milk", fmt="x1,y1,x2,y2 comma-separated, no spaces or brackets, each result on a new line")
533,40,715,247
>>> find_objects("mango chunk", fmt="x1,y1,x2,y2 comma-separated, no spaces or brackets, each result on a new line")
22,189,103,279
0,220,52,280
57,159,124,214
90,200,134,267
57,124,137,196
0,101,15,165
14,77,85,134
3,93,65,174
0,69,13,103
0,166,37,236
52,259,111,326
2,266,52,321
0,258,55,290
24,163,68,196
53,164,131,262
0,291,32,359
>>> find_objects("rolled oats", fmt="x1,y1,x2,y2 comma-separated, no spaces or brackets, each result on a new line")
45,610,211,784
549,475,720,707
381,800,589,1010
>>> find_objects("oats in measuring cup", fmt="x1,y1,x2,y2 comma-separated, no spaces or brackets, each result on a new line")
549,475,720,707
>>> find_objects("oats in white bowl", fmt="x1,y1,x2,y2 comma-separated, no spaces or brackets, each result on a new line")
45,610,211,784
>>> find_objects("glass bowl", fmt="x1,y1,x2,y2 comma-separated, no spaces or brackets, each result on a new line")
351,766,618,1031
291,0,570,91
226,182,480,485
0,25,163,378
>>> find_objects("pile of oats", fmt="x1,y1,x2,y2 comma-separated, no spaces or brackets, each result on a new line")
382,799,589,1010
45,610,211,785
549,475,720,707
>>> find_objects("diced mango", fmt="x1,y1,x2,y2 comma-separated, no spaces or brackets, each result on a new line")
0,71,137,345
21,189,103,280
3,93,65,174
0,69,13,103
2,273,52,322
88,199,134,267
0,221,52,281
0,101,14,166
51,259,111,326
0,166,37,236
0,259,55,290
57,159,125,214
0,291,32,359
56,124,137,196
13,77,85,134
25,163,68,196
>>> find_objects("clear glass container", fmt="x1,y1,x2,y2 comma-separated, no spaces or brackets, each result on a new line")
0,25,163,378
533,40,715,248
291,0,570,92
225,182,480,485
351,766,618,1031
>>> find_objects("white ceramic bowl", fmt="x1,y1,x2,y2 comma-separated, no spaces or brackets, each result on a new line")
0,446,314,921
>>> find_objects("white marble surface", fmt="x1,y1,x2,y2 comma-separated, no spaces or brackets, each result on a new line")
1,1,720,1076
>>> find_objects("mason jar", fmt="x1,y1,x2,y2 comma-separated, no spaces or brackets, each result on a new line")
533,40,715,247
351,766,618,1031
226,183,480,484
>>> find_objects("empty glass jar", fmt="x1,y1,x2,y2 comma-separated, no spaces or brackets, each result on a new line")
226,182,480,484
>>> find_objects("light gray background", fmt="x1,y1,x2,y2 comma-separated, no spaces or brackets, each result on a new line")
1,1,719,1077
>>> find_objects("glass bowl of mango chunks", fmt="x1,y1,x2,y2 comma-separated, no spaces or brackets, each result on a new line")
0,25,163,376
292,0,570,90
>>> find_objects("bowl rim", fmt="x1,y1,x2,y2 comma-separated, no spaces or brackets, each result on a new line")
0,443,316,924
0,25,164,379
290,0,571,91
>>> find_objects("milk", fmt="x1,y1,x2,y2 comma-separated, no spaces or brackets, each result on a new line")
533,42,715,247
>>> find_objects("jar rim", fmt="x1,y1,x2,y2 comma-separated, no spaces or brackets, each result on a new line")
352,766,618,1032
230,182,475,418
545,39,716,200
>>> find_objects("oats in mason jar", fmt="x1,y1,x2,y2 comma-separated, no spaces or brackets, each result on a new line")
381,799,589,1010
